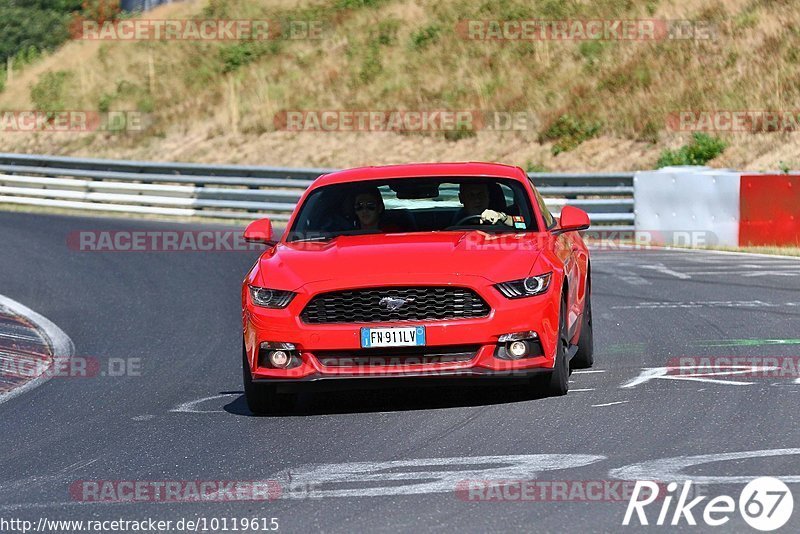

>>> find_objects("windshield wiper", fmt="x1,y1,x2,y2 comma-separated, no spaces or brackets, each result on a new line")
291,235,334,243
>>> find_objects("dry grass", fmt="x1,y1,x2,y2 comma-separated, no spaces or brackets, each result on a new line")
1,0,800,171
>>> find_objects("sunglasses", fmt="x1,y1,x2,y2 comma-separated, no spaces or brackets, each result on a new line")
354,202,378,212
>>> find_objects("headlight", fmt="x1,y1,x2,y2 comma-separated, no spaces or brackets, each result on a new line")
495,272,552,299
249,286,296,308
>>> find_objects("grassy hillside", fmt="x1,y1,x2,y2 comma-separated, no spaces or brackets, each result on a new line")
0,0,799,171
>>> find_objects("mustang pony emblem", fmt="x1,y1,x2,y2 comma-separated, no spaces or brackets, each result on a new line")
379,296,415,311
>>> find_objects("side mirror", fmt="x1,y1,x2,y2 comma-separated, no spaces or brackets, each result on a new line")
554,205,590,234
244,218,276,244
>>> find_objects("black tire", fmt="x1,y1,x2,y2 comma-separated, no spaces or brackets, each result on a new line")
571,276,594,370
242,343,295,415
533,293,570,397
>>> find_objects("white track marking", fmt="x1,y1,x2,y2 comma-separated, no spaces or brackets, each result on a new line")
169,393,238,414
0,455,605,509
615,272,651,286
608,244,800,261
621,366,780,388
741,271,800,277
639,263,692,280
572,369,606,374
611,300,772,310
0,458,98,504
0,500,178,512
610,448,800,484
0,295,74,406
271,454,606,498
677,270,800,276
592,401,628,407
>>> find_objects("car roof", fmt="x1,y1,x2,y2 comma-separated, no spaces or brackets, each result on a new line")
312,162,527,187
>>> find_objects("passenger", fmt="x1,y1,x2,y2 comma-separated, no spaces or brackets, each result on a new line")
352,187,401,232
454,182,514,226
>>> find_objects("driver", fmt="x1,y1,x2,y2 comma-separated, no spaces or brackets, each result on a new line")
456,182,513,226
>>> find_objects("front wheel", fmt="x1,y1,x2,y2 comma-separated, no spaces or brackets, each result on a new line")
533,294,570,397
242,343,295,415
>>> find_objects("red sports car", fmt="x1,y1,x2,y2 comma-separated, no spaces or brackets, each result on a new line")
241,162,593,414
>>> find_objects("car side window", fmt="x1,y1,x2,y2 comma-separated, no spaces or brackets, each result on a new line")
532,186,556,229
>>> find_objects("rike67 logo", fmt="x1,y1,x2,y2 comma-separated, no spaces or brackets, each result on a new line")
624,477,794,531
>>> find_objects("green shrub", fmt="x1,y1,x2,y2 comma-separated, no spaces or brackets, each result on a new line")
0,3,79,64
374,18,400,46
410,24,441,50
444,124,477,141
137,95,155,113
30,70,73,111
645,0,659,16
537,0,576,18
539,114,602,155
202,0,231,18
335,0,387,9
524,160,549,172
656,133,728,167
98,92,114,112
219,41,279,73
578,41,604,62
359,41,382,83
479,0,536,19
734,10,759,30
600,64,652,92
637,120,659,144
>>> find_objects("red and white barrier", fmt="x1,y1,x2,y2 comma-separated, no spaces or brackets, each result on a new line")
634,167,800,247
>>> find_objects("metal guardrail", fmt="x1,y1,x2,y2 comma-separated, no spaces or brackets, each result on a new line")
0,153,634,227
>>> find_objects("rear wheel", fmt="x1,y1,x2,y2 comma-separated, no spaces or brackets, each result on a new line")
242,343,295,415
533,293,570,397
571,276,594,370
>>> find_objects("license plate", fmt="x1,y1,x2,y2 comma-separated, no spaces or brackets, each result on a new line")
360,326,426,348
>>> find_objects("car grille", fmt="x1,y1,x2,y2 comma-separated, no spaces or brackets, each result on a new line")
300,286,490,324
316,345,480,367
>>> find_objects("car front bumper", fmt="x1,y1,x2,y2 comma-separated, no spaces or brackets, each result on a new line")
243,274,561,381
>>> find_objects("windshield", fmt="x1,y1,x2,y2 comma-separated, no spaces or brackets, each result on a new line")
287,177,537,242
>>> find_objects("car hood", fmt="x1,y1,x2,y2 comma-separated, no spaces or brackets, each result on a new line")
255,232,546,290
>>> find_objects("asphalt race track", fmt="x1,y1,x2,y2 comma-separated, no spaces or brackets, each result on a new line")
0,211,798,532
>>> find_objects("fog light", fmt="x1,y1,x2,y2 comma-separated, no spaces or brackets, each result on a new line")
508,341,529,359
269,350,290,368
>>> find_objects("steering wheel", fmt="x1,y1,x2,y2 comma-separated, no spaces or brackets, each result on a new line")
452,214,484,226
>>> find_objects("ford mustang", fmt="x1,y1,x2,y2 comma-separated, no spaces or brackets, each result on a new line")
241,162,593,414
